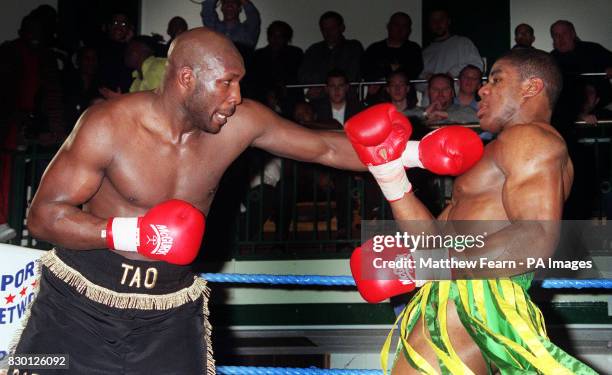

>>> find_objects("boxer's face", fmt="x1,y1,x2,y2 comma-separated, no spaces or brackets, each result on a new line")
185,51,245,133
478,60,522,132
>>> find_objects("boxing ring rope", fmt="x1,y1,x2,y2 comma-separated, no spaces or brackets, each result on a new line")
217,366,382,375
207,273,610,375
200,273,612,289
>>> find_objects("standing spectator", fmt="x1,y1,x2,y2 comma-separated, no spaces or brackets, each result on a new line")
312,70,363,129
253,20,303,115
512,23,535,49
454,64,482,111
362,12,423,82
63,46,101,129
419,8,483,104
298,11,363,99
0,14,66,241
97,13,135,95
200,0,260,49
362,12,422,108
162,16,188,55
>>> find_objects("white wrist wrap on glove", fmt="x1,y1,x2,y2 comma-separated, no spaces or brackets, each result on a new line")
108,217,139,252
401,141,424,169
368,159,411,201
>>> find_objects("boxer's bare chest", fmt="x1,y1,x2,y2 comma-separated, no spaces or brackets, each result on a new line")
446,142,509,221
90,126,249,216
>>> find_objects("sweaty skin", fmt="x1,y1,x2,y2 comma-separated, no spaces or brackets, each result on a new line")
389,59,573,374
27,28,365,261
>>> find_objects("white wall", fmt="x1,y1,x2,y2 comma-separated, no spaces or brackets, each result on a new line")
140,0,422,51
0,0,58,43
510,0,612,51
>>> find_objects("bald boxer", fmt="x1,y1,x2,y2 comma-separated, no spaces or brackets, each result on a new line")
350,49,596,373
9,28,370,374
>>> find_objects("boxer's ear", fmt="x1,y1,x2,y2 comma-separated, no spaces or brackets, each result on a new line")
522,77,544,99
178,67,195,89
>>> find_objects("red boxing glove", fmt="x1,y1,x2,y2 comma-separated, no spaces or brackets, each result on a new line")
350,240,416,303
104,199,206,265
345,103,413,201
401,126,484,175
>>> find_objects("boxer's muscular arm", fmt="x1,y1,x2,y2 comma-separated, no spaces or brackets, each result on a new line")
456,125,567,277
244,100,367,171
27,107,115,249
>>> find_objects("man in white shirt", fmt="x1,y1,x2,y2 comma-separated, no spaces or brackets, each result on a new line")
419,9,483,105
312,70,363,129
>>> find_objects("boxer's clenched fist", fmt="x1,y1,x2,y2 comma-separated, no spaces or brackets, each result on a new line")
104,199,205,265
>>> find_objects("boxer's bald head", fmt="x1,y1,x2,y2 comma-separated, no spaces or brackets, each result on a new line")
163,27,245,134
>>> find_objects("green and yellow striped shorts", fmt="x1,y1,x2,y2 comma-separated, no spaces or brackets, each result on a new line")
382,275,597,374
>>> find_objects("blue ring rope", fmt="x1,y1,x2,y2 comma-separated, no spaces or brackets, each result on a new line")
217,366,382,375
200,273,611,289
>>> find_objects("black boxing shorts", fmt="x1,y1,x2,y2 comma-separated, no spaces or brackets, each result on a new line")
8,248,214,375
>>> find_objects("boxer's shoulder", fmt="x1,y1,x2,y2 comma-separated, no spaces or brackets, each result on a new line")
494,122,567,170
499,123,565,150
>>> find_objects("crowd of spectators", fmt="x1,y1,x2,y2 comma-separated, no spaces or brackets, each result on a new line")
1,1,611,242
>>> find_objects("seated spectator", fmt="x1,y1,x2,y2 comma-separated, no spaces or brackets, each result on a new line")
512,23,535,49
125,36,167,93
386,70,417,113
253,20,304,115
298,11,363,99
578,83,612,125
307,70,363,236
312,70,363,129
362,12,423,99
200,0,260,49
293,101,317,127
454,64,482,110
384,70,427,138
419,9,483,105
418,73,479,125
